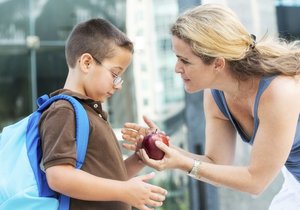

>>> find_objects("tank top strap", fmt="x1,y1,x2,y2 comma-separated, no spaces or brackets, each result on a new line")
211,75,278,144
253,75,277,121
210,89,229,119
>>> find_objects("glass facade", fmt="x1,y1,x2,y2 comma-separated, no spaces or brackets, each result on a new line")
153,0,184,118
276,0,300,6
0,0,190,209
0,0,126,129
276,0,300,40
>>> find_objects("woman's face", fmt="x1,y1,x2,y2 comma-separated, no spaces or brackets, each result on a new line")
172,35,218,93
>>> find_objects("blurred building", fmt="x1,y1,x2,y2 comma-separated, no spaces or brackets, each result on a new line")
126,0,184,127
276,0,300,40
1,0,300,210
0,0,135,128
0,0,190,210
126,1,190,209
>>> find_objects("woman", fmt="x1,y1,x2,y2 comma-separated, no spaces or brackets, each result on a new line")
121,4,300,210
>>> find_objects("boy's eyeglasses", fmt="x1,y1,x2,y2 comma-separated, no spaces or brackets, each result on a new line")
91,55,123,86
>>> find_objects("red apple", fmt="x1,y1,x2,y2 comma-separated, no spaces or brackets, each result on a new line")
142,131,169,160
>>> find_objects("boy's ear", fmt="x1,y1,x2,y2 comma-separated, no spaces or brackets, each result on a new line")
213,57,225,72
79,53,93,73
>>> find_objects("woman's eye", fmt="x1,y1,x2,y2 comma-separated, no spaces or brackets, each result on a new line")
181,59,190,65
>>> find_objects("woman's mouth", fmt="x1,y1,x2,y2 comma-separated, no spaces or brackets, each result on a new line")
182,77,190,82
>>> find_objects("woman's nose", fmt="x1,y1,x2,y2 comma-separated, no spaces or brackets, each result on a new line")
175,62,183,73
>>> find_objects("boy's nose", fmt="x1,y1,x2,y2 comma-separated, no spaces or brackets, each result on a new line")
114,82,123,90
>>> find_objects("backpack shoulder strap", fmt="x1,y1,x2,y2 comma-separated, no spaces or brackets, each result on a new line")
34,94,90,210
27,94,90,195
36,94,89,168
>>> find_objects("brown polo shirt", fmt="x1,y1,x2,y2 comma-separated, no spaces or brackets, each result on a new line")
39,89,130,210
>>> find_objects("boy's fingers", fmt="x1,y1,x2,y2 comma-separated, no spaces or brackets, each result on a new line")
146,200,163,208
141,206,153,210
136,136,144,150
123,122,142,131
149,185,168,196
123,122,150,136
122,143,136,151
122,134,135,142
122,129,139,138
139,172,156,182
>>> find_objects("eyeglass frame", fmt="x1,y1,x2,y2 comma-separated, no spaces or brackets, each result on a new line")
90,55,123,86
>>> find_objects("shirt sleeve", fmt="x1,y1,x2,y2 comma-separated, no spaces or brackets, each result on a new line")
39,100,77,170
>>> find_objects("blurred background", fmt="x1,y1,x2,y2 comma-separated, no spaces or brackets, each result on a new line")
0,0,299,209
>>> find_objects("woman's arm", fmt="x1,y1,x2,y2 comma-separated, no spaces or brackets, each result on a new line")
121,89,237,172
194,80,299,194
135,81,299,195
135,90,238,184
202,89,237,165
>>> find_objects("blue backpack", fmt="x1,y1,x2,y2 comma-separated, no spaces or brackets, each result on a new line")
0,94,89,210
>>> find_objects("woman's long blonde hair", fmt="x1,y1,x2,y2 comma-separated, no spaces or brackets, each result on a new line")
171,4,300,80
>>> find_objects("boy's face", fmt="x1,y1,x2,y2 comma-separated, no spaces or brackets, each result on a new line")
81,47,132,102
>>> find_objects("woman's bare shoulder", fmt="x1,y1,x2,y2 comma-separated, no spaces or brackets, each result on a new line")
260,75,300,112
204,89,229,120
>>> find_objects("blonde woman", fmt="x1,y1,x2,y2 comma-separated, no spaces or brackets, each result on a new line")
121,4,300,210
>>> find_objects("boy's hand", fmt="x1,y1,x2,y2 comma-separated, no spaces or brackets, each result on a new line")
121,116,159,152
124,172,167,210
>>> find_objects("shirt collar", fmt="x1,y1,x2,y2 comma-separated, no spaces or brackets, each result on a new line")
50,89,108,120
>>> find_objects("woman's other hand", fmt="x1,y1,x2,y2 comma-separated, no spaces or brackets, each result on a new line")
121,116,160,151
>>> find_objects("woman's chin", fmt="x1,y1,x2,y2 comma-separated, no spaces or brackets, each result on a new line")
184,85,200,94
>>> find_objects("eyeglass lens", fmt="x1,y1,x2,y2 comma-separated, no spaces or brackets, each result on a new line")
92,55,123,86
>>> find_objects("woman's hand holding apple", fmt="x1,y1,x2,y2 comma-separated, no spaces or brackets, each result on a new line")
141,131,169,160
137,139,185,171
121,116,193,173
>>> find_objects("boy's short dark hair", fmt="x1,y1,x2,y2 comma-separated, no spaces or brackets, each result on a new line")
65,18,134,68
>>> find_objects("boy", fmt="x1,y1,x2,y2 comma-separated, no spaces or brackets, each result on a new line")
39,18,167,210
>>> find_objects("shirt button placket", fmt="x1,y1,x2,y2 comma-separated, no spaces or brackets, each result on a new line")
92,103,102,118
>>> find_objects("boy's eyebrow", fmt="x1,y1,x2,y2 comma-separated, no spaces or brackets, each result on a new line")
111,66,124,74
114,66,123,70
111,66,123,71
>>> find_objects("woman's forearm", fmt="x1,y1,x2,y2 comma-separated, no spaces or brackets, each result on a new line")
181,157,270,195
171,144,214,163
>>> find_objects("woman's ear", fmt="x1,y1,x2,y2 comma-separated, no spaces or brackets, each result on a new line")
213,57,225,72
79,53,93,73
